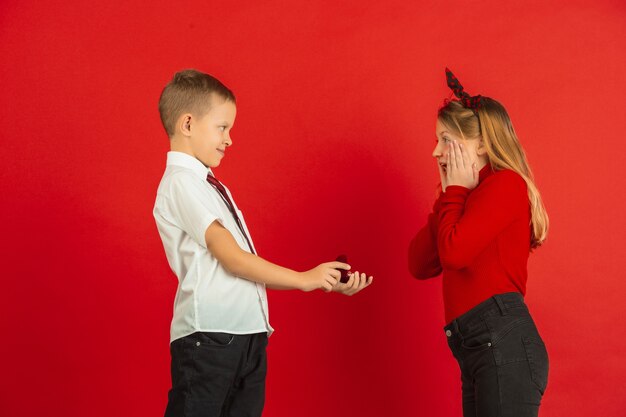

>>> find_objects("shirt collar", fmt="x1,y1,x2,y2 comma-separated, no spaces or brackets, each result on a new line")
166,151,213,180
167,151,495,186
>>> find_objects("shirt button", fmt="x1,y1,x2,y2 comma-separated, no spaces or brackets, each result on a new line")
445,330,452,337
196,342,201,346
487,342,492,347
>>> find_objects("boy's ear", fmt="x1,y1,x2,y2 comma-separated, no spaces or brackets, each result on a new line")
179,114,193,137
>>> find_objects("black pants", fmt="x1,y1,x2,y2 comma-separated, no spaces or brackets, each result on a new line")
444,293,549,417
164,332,268,417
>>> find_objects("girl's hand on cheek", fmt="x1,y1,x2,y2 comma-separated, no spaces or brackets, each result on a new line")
446,141,479,190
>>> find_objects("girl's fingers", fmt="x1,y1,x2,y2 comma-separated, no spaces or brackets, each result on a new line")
454,141,463,169
449,143,456,169
459,143,471,168
455,142,463,169
446,147,453,175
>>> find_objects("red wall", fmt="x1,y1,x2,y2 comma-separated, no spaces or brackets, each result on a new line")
1,1,625,416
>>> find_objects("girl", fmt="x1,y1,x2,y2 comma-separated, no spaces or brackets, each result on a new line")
408,69,549,417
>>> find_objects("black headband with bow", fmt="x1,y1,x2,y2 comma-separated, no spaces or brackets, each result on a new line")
445,67,483,110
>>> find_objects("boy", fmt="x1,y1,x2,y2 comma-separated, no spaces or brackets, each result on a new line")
153,69,373,417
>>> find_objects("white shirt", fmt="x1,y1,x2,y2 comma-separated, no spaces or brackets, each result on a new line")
154,151,273,342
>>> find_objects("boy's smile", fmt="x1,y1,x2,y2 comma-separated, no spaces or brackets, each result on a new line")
171,96,237,168
190,98,237,168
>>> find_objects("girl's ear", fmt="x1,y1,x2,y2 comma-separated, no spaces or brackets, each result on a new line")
477,136,487,156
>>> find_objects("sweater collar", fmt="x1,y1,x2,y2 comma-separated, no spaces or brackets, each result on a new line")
479,163,494,183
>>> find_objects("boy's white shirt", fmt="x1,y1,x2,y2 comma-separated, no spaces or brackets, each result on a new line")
154,151,273,343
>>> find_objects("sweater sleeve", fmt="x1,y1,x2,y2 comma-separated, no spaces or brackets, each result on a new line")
408,197,443,279
436,170,528,270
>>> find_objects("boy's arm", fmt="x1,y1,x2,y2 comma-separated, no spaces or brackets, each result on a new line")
205,221,347,292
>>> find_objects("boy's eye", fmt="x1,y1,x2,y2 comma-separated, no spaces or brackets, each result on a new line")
218,126,226,131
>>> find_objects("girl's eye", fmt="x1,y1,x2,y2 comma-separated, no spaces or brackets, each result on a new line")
218,126,226,131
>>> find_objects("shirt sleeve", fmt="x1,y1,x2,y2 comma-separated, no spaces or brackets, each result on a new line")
408,197,443,279
436,170,528,270
165,173,225,248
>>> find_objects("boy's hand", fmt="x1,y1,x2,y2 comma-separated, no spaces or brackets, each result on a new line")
332,271,373,296
299,262,349,292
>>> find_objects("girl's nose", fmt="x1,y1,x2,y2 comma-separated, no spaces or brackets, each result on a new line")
432,143,442,158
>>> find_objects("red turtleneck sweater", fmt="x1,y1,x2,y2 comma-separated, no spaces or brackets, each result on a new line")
408,165,531,324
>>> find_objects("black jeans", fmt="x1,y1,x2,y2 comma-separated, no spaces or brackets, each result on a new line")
164,332,268,417
444,293,549,417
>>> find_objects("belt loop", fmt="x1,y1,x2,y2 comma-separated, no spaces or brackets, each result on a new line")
453,320,461,334
494,295,507,316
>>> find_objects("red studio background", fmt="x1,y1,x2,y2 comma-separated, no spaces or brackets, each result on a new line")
1,1,625,416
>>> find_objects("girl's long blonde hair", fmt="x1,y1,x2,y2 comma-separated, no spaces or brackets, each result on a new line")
438,99,548,249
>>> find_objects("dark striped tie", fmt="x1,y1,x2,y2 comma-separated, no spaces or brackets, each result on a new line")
206,173,256,255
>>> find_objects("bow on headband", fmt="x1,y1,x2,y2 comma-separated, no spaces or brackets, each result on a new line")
445,67,483,110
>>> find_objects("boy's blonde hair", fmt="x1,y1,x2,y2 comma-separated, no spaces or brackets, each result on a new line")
438,99,549,249
159,69,235,137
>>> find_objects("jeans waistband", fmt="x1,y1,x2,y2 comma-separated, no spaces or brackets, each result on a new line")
444,292,526,334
